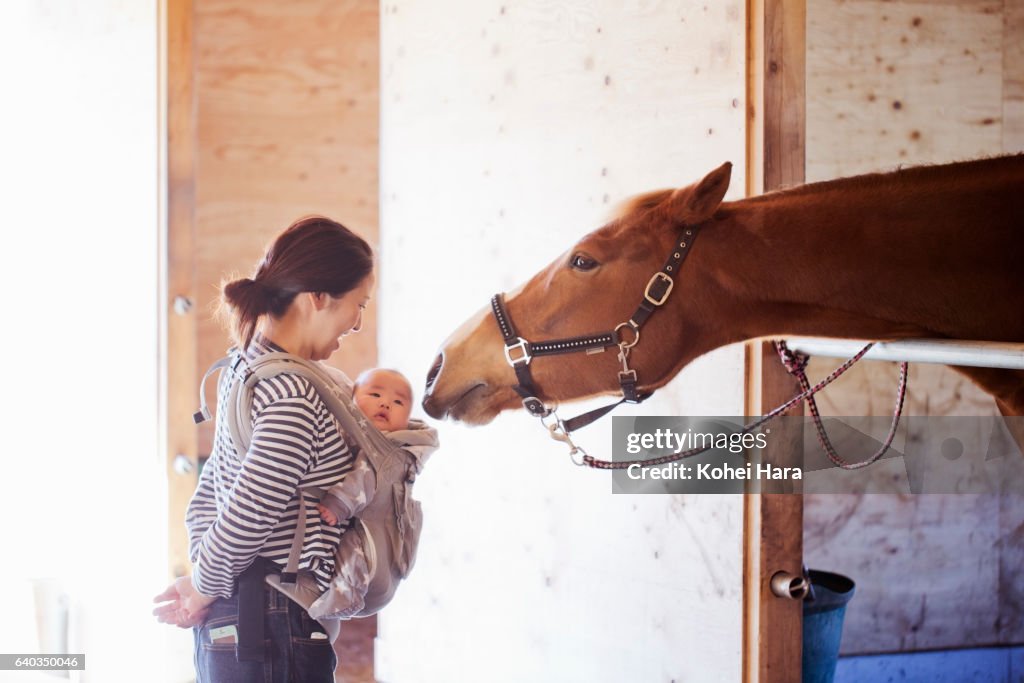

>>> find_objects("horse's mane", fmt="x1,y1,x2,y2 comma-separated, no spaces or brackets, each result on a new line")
757,153,1024,202
606,154,1023,223
610,188,673,221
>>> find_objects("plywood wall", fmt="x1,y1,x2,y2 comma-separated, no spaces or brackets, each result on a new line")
378,2,748,681
803,0,1024,655
193,0,379,386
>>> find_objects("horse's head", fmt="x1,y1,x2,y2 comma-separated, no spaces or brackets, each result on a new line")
423,162,733,424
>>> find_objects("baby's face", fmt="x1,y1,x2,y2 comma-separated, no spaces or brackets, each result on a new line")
354,369,413,432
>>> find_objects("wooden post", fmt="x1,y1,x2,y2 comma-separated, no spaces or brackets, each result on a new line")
161,0,198,581
744,0,806,681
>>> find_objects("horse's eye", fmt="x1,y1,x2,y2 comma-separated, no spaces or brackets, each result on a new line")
569,253,599,271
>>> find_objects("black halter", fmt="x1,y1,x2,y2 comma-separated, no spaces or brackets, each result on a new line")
491,223,702,435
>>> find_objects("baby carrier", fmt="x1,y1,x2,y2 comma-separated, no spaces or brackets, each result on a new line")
195,349,437,620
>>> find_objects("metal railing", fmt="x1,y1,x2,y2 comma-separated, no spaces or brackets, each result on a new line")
785,338,1024,370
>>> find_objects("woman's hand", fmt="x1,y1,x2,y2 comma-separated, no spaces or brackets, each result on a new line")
153,576,216,628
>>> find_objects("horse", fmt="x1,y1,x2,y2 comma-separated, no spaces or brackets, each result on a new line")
421,155,1024,433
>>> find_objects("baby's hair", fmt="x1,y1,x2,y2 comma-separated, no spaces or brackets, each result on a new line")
354,368,413,398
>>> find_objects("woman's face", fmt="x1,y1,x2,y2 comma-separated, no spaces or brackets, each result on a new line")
312,273,374,361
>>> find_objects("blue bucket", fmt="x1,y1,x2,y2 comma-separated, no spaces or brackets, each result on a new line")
802,570,856,683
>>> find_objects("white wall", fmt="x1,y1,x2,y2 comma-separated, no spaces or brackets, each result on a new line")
0,2,170,681
379,2,747,680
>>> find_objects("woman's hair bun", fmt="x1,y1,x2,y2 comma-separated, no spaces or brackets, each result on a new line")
223,277,274,316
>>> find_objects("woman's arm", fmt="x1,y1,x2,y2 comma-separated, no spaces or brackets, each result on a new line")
185,449,219,564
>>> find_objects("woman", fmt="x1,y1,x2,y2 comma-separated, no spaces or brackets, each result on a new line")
154,216,374,682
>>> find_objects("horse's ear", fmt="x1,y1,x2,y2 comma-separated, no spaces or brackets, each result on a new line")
666,161,732,225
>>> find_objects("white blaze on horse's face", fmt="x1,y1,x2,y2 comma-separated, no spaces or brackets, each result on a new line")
435,282,529,355
440,304,490,350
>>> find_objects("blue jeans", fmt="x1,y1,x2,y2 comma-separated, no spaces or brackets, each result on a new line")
193,585,336,683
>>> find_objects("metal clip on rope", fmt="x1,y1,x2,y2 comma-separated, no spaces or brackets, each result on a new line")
543,412,588,466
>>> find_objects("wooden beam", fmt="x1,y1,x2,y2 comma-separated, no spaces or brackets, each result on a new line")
1005,0,1024,151
763,0,805,191
161,0,198,581
744,0,806,681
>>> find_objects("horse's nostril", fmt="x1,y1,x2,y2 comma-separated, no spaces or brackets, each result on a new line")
425,353,443,393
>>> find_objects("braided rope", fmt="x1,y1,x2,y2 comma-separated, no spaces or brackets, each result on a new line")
787,347,909,470
581,343,880,470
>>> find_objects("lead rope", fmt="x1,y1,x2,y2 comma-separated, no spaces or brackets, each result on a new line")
578,342,900,470
774,341,908,470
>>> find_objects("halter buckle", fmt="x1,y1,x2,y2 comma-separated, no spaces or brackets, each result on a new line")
644,272,675,306
503,338,532,366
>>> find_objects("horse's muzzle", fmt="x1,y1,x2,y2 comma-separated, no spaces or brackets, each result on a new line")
422,354,446,418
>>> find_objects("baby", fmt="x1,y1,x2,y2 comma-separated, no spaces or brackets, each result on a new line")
351,368,413,432
305,367,438,620
317,367,414,525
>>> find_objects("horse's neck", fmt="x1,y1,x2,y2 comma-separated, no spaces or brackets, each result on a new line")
694,157,1024,346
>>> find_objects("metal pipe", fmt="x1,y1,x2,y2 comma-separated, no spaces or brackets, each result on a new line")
770,571,810,601
785,338,1024,370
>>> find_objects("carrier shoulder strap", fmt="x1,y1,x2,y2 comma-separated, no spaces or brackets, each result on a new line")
195,351,312,583
193,354,233,425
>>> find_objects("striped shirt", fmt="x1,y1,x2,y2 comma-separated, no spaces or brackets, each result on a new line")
186,336,354,598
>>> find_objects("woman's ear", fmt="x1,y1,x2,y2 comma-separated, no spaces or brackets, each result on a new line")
305,291,330,312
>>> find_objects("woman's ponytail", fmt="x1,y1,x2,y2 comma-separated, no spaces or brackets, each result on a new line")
222,277,276,351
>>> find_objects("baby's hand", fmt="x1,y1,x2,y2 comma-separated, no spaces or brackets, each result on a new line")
317,503,339,526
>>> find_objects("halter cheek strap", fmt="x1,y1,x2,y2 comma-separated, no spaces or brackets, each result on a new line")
491,294,616,416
